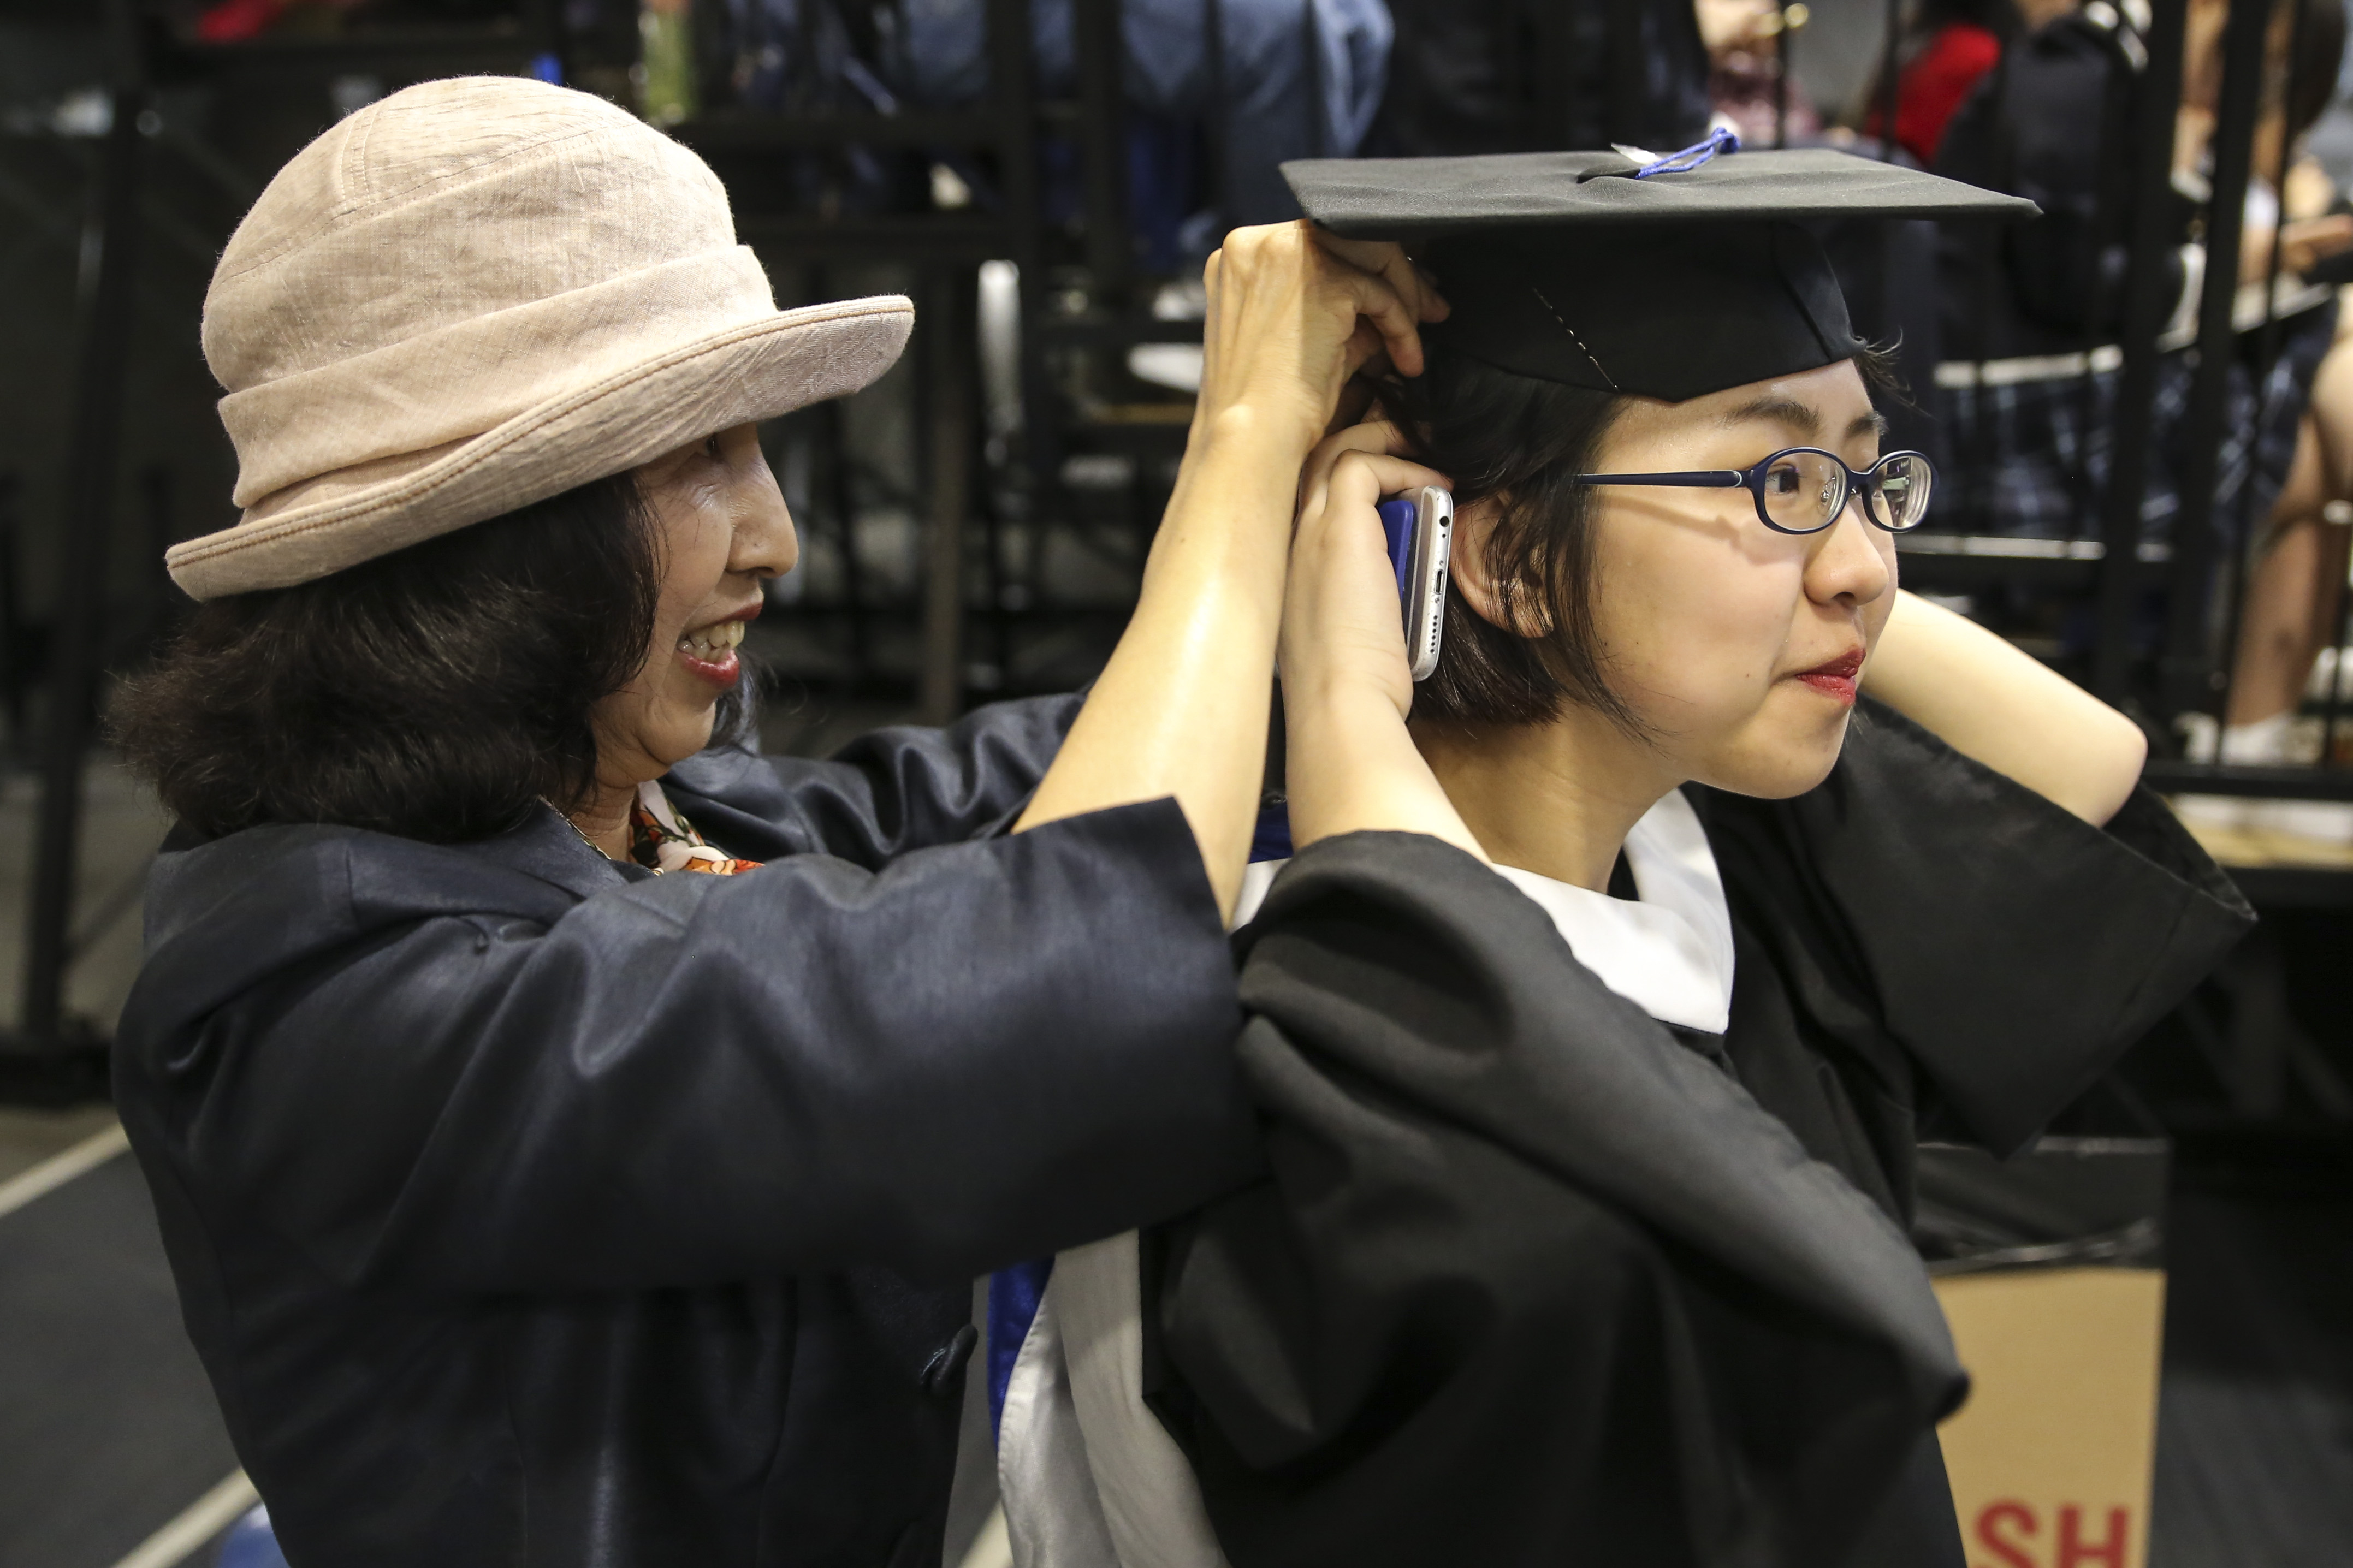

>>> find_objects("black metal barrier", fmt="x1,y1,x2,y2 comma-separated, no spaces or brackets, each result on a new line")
1,0,146,1101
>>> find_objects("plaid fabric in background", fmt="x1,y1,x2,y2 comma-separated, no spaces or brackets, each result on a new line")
1936,301,2337,546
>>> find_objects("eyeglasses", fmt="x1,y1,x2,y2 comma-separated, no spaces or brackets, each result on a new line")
1575,448,1936,535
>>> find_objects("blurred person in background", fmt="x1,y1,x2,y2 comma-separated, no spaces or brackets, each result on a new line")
1934,0,2353,839
894,0,1394,248
1934,0,2348,644
1859,0,2044,168
2179,0,2353,838
1697,0,1823,146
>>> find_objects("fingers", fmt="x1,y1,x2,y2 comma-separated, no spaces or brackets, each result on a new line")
1297,421,1437,523
1282,447,1432,718
1318,450,1451,516
1303,228,1448,378
1314,233,1452,323
1300,448,1451,542
1196,224,1448,440
1298,423,1389,513
1313,235,1448,379
1303,421,1426,481
1319,261,1426,379
1307,419,1409,463
1301,420,1418,488
1342,317,1392,383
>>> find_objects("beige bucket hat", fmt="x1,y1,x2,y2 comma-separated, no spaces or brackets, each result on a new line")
170,75,913,601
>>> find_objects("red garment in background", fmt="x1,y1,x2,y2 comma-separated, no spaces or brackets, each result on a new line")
195,0,289,43
1865,22,2004,167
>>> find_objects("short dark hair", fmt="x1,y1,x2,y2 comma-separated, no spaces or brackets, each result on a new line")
1379,341,1901,735
113,472,738,844
1377,349,1636,734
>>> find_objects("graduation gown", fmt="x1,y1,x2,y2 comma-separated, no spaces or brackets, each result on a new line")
995,700,2250,1568
111,694,1261,1568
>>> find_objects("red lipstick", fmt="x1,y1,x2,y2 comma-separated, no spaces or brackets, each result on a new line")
1794,648,1864,706
678,645,740,688
676,603,761,689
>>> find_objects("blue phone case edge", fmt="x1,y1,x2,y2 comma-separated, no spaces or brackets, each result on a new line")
1376,497,1415,597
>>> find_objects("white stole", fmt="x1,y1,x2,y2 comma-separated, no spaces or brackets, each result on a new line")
998,790,1736,1568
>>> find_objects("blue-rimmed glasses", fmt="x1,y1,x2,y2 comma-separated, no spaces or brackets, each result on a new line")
1575,448,1936,535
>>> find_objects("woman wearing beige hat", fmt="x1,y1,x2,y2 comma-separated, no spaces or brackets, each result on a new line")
107,78,1443,1567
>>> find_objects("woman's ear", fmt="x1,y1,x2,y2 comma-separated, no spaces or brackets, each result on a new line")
1449,496,1553,638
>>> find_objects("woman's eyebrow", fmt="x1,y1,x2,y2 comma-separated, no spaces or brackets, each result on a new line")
1852,411,1890,439
1718,395,1819,438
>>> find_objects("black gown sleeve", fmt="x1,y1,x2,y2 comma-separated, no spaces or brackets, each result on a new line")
662,692,1084,866
1147,832,1968,1568
1694,700,2251,1157
137,798,1256,1297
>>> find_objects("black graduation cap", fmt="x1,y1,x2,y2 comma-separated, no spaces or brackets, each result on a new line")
1281,141,2040,402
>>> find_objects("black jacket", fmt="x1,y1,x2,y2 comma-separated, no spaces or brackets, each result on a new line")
114,694,1260,1568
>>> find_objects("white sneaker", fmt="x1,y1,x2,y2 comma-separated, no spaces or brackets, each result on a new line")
2218,711,2298,764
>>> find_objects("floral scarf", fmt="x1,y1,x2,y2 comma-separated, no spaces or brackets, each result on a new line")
626,780,763,876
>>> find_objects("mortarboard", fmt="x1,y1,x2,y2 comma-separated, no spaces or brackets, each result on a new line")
1281,141,2039,402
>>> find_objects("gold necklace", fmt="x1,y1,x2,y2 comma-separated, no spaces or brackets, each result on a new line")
544,798,618,862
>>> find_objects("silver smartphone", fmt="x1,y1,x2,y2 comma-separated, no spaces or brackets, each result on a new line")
1376,485,1453,681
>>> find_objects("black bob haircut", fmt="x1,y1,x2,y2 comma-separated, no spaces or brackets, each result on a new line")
1379,338,1903,736
1376,351,1635,735
114,473,746,844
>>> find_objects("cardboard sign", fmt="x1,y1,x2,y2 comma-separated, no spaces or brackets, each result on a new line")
1934,1268,2167,1568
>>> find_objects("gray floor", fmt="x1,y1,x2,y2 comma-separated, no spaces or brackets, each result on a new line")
0,1142,240,1568
0,752,238,1568
2150,1180,2353,1568
0,1102,119,1184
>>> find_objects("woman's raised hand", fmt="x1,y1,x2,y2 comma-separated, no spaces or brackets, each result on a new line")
1013,239,1443,918
1196,224,1449,449
1278,422,1488,861
1281,422,1444,718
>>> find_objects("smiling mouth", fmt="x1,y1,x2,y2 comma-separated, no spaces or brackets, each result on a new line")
680,619,745,660
1792,648,1864,705
677,617,749,685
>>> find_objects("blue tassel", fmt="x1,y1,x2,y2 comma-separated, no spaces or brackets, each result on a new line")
1633,127,1740,179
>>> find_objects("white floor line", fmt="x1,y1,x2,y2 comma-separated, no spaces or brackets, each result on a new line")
0,1121,128,1221
108,1469,258,1568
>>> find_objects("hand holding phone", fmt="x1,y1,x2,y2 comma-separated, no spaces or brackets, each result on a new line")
1376,486,1454,681
1280,463,1486,865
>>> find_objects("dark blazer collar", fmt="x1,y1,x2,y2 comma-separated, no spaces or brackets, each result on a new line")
135,806,647,1044
470,801,653,899
146,803,643,957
